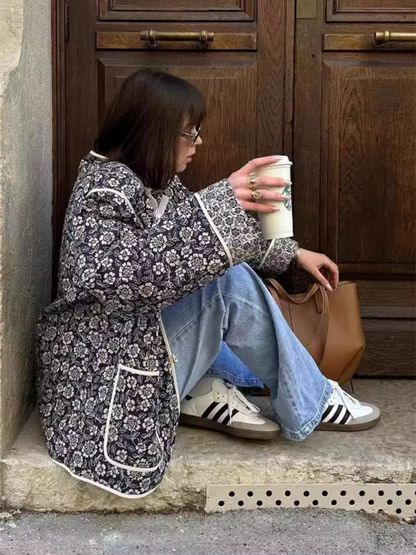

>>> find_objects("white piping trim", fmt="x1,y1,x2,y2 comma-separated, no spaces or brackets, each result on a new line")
90,150,109,161
159,315,181,413
103,363,163,473
259,239,276,270
194,193,233,268
118,364,160,377
145,188,159,212
86,187,136,216
155,195,169,222
145,191,170,224
50,458,160,499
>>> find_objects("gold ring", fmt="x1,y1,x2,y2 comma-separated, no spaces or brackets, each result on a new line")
251,189,262,201
248,175,257,189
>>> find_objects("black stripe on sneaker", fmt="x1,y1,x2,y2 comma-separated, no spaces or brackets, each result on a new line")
328,405,343,423
201,401,219,419
212,404,228,422
321,405,333,421
222,408,239,426
339,410,352,425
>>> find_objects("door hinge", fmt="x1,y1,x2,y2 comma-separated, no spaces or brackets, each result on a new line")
64,4,70,41
296,0,317,19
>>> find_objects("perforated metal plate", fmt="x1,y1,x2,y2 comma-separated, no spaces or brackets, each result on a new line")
206,484,416,518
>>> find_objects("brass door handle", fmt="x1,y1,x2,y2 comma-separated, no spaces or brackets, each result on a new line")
373,31,416,47
141,30,214,49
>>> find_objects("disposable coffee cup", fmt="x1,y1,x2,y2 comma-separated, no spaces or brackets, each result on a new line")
255,155,293,240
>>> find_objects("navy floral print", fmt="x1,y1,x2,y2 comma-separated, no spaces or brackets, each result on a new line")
36,154,298,497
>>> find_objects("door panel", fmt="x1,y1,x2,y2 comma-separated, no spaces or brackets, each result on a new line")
326,0,416,22
321,54,416,271
97,54,257,188
294,0,416,375
99,0,256,21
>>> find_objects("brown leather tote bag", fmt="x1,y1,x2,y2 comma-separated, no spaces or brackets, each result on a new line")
264,279,365,384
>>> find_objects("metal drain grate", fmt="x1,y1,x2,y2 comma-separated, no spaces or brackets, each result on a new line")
206,484,416,518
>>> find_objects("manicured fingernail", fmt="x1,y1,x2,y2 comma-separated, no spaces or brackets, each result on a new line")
273,155,283,160
272,207,280,212
284,180,292,184
325,283,333,292
282,195,291,200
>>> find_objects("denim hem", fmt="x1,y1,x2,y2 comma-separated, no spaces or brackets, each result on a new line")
277,379,333,442
208,370,263,389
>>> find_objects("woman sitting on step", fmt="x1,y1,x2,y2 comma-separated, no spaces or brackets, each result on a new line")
36,68,380,499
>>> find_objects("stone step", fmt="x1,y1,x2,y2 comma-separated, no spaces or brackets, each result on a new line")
1,380,415,512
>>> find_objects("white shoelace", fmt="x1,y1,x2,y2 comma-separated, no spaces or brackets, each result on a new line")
226,385,260,427
328,380,362,417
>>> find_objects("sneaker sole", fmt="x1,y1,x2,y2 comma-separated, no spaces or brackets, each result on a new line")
315,413,381,432
179,414,280,440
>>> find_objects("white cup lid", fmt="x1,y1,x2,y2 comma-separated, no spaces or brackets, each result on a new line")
269,155,292,166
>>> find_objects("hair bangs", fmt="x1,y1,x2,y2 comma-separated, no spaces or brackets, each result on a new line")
183,85,206,129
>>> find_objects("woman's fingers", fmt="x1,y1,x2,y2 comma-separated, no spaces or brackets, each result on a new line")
324,259,339,289
297,249,339,292
235,186,289,212
311,268,334,292
230,156,293,215
314,259,339,291
239,200,280,213
228,158,292,198
242,156,282,175
235,188,289,202
254,176,291,188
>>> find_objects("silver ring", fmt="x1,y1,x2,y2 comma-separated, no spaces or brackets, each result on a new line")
251,189,262,201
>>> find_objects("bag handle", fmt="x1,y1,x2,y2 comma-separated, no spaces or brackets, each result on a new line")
265,278,319,306
264,278,330,365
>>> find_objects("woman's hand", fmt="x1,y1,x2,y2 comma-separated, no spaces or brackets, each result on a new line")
228,156,291,213
296,249,339,292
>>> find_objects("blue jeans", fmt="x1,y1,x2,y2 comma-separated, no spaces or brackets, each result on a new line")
161,263,332,441
210,343,263,389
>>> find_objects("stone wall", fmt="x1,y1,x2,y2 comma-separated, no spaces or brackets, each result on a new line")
0,0,52,455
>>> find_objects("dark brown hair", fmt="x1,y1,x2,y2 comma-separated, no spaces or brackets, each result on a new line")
94,68,206,190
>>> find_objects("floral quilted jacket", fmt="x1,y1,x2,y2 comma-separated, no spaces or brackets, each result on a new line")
36,152,298,498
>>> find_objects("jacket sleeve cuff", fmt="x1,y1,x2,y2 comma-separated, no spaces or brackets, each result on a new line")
195,180,264,267
257,238,299,275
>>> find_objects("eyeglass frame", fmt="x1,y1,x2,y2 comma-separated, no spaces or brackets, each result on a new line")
180,125,201,145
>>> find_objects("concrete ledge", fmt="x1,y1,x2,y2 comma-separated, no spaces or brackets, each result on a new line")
2,380,415,512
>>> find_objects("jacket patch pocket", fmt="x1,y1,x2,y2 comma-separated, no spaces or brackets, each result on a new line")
104,364,163,472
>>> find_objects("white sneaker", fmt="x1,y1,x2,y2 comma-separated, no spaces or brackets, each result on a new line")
316,380,381,432
180,378,280,440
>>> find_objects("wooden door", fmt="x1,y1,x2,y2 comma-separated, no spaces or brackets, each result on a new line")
294,0,416,376
54,0,295,280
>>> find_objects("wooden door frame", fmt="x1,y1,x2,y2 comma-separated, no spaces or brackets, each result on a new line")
283,0,296,159
52,0,68,296
51,0,296,296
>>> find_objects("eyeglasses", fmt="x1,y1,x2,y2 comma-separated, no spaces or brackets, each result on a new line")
180,125,201,145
